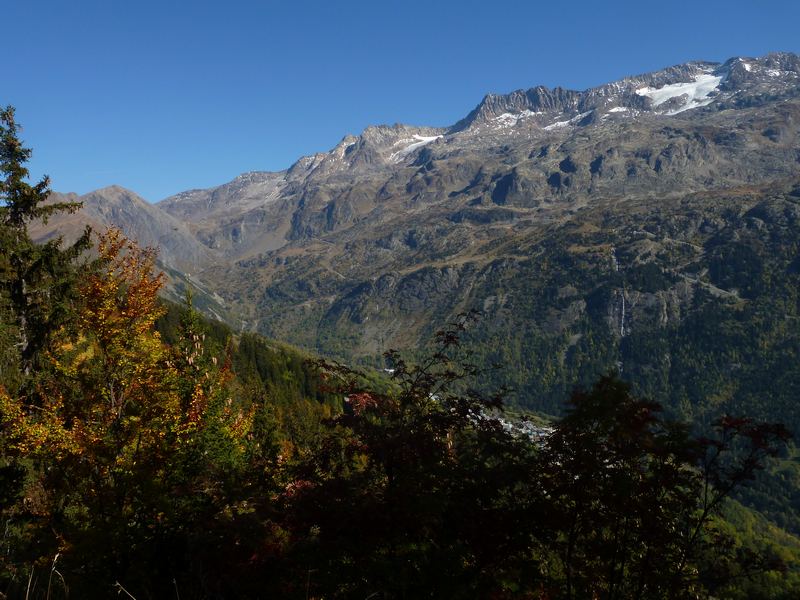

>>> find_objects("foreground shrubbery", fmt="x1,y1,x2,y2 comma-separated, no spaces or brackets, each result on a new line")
1,107,797,598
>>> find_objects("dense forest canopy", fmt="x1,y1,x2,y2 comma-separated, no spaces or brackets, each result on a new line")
1,108,798,599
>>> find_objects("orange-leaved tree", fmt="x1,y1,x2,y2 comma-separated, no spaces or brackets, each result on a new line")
0,228,255,596
0,228,179,591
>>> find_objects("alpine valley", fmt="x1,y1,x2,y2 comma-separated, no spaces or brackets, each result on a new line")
35,51,800,439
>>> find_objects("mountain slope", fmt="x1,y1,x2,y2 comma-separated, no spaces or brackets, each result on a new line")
30,186,233,320
33,186,217,272
38,52,800,428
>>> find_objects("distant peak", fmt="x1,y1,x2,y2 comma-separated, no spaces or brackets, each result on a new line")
88,184,145,200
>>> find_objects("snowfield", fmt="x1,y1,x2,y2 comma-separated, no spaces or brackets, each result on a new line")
390,134,443,161
635,72,724,115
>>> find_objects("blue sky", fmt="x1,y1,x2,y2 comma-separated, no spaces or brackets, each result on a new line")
6,0,800,201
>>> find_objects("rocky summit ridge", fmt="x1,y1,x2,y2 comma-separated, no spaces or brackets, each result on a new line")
32,52,800,419
135,52,800,263
456,52,800,129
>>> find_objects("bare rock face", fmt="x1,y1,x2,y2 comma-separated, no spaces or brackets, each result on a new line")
33,186,216,273
37,52,800,416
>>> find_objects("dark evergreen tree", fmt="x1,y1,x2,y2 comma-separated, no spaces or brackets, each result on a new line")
0,106,91,386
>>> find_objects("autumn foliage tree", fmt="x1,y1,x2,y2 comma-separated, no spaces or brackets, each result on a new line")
0,228,259,597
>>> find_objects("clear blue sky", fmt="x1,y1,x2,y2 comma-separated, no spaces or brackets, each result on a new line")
6,0,800,201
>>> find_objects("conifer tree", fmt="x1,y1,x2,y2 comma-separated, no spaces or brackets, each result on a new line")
0,106,90,383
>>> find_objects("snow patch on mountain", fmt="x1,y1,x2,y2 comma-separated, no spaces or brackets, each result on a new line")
635,72,724,115
492,109,542,127
543,111,593,131
390,134,443,162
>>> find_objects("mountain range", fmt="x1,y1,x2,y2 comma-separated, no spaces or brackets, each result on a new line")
33,52,800,427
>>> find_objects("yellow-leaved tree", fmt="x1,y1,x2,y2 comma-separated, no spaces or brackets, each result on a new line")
0,228,255,594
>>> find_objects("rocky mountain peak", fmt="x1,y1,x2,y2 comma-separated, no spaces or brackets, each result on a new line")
286,123,446,181
452,53,800,135
86,184,147,202
218,52,800,190
452,86,583,131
